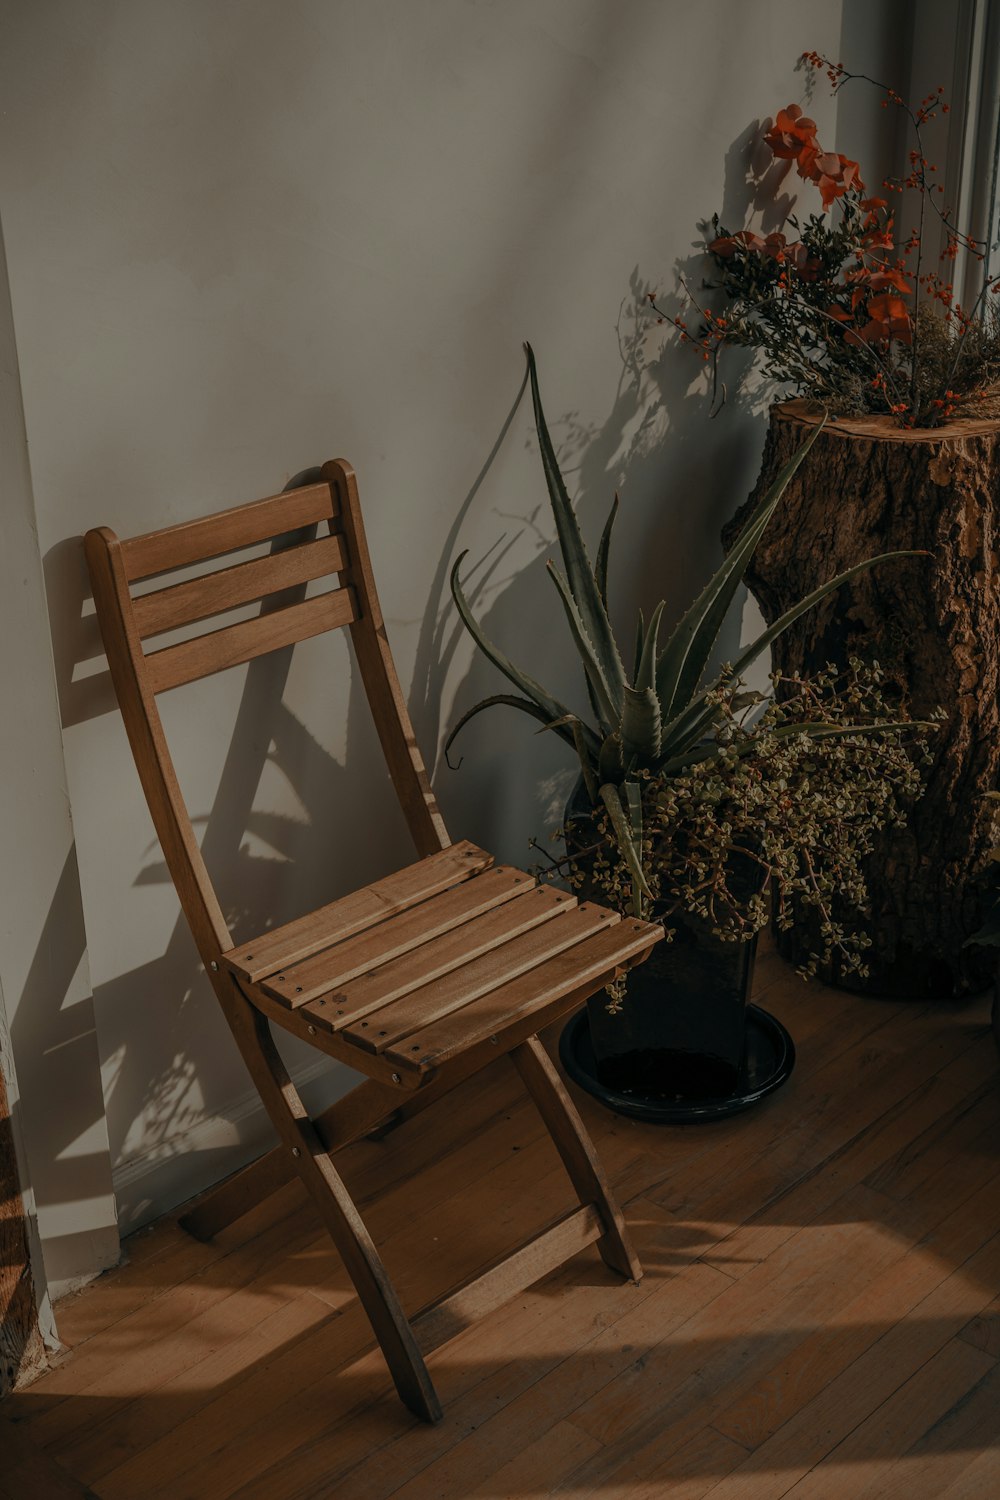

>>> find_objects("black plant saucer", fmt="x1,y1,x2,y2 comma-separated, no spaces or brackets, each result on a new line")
558,1003,796,1124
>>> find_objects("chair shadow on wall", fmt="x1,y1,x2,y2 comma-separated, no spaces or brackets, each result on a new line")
20,110,808,1250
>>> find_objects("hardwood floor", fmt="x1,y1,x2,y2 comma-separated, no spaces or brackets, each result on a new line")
4,947,999,1498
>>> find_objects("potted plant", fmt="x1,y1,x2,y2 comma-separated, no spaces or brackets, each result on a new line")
651,53,1000,997
447,346,933,1120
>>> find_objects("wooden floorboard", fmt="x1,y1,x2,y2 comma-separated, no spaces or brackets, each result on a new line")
3,950,999,1499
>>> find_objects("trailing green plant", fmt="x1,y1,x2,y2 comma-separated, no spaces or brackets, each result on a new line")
570,662,936,989
447,344,928,917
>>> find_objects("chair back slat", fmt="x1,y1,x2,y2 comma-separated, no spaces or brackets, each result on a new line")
145,585,358,694
134,533,348,638
85,463,450,968
122,482,336,581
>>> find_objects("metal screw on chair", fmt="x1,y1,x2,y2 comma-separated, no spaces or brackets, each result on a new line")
291,1147,301,1157
308,1025,316,1035
391,1073,401,1084
210,960,218,970
490,1035,499,1045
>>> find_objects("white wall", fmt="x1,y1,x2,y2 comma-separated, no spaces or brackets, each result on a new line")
0,0,907,1293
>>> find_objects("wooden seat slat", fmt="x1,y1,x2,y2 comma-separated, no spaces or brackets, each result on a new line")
260,866,537,1008
145,586,357,693
382,917,660,1076
133,534,347,638
224,841,493,983
342,902,617,1056
122,482,337,581
303,885,577,1032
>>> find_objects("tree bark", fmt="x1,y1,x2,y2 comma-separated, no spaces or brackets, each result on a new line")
722,401,1000,998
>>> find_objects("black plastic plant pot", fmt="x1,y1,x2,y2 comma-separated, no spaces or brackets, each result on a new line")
559,780,795,1123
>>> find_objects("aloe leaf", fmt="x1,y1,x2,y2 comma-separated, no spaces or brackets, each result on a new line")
633,607,646,684
598,732,625,784
546,562,619,730
525,344,627,714
595,493,619,607
450,551,580,732
570,719,600,805
635,601,666,693
659,550,925,759
444,693,586,767
599,781,653,915
622,684,662,765
655,420,826,721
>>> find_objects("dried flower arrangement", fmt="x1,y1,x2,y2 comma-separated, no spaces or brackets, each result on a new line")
655,53,1000,427
572,662,934,985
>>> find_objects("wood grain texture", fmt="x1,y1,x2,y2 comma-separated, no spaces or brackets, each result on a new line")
323,458,449,857
722,402,1000,997
257,865,539,1008
411,1204,602,1354
10,957,999,1500
145,585,357,693
121,482,336,580
0,1415,98,1499
302,883,576,1030
223,841,494,983
132,533,347,637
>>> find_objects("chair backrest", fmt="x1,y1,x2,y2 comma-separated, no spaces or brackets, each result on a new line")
85,459,449,966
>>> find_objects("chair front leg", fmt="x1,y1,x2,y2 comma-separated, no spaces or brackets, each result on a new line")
219,983,442,1423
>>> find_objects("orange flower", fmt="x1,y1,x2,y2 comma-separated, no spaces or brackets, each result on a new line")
709,230,767,258
805,150,864,206
847,292,912,346
864,267,913,295
764,104,818,161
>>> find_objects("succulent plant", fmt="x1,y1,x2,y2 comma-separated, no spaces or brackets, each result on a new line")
447,344,924,913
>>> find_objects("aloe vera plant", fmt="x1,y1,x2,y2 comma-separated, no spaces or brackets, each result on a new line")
447,345,923,913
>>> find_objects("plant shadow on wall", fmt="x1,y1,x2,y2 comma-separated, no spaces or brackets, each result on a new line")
42,526,416,1232
425,118,795,858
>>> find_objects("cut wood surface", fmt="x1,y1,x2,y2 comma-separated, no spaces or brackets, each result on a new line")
11,947,999,1499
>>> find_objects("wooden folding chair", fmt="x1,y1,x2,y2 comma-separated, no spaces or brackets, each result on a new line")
85,461,662,1423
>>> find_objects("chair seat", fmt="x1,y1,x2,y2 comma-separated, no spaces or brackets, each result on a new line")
223,840,661,1088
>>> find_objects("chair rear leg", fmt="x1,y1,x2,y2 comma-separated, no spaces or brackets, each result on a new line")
510,1034,642,1282
222,989,442,1423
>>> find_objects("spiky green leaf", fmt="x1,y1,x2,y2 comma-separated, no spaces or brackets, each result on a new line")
622,685,662,765
449,551,582,735
595,493,619,607
525,343,627,714
598,732,625,783
599,781,653,915
655,420,827,720
658,550,925,760
546,562,618,730
444,694,580,767
635,601,666,692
